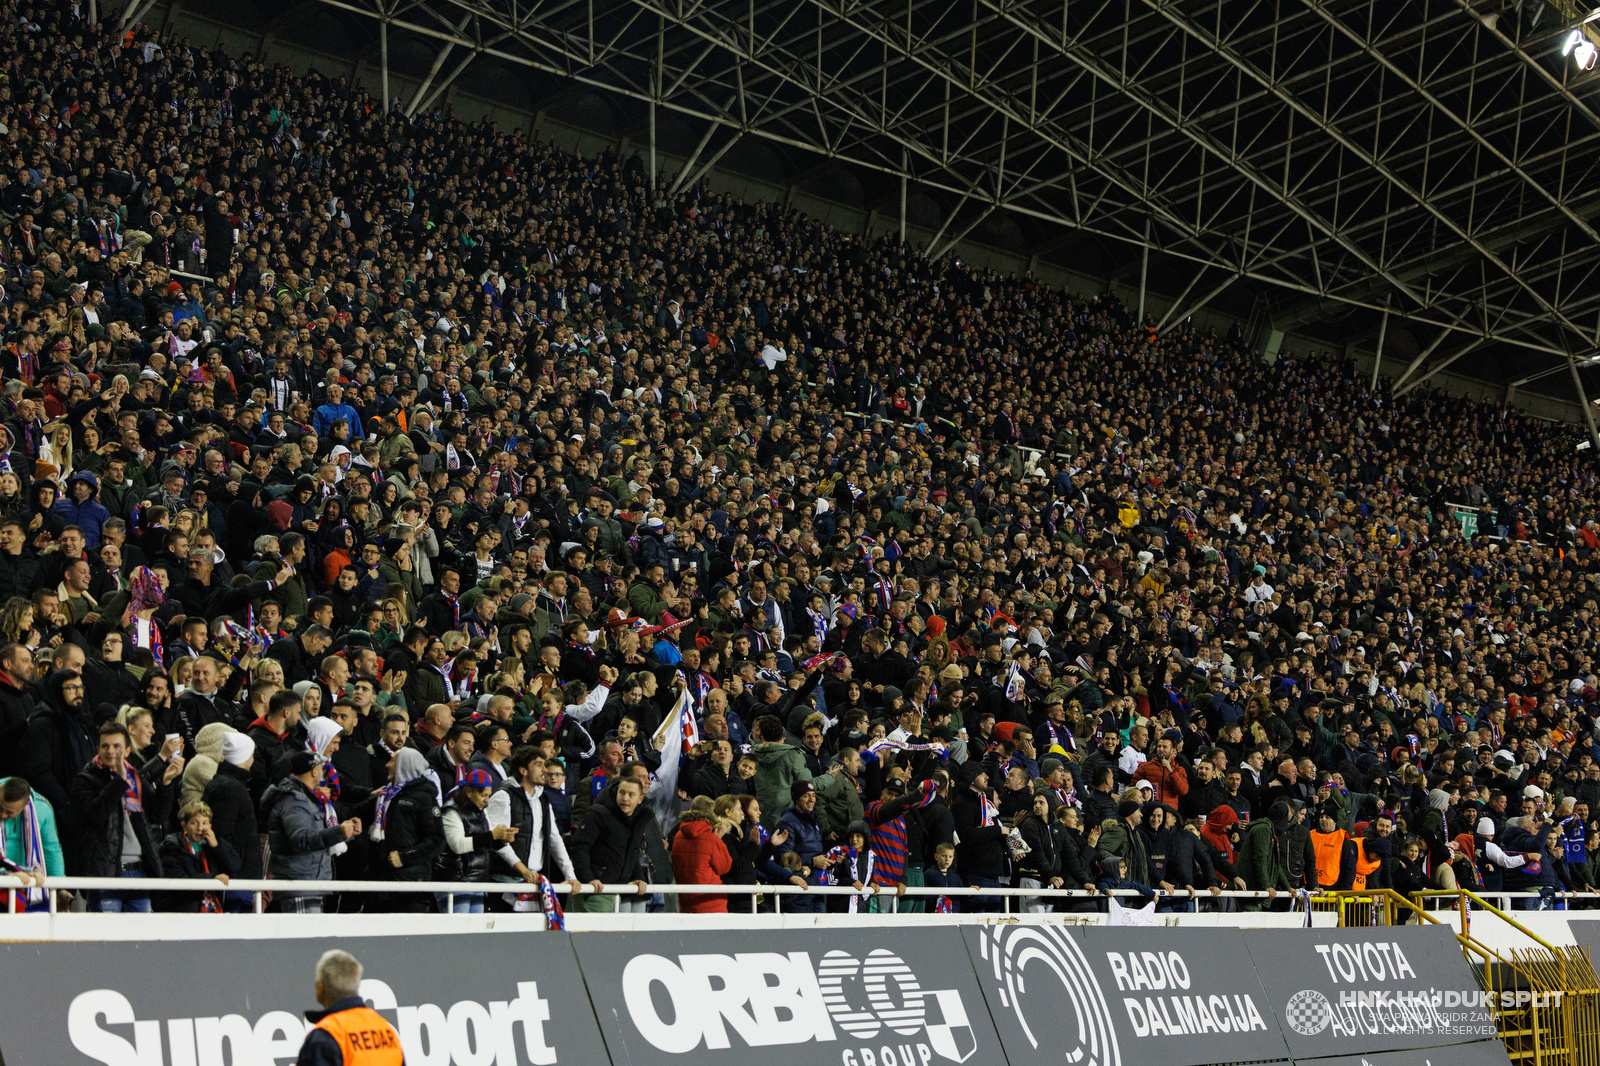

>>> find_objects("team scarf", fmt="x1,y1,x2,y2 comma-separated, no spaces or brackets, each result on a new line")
807,608,830,645
862,737,950,764
371,783,405,840
1037,718,1076,754
1003,661,1026,702
128,566,166,667
689,670,716,706
442,591,460,628
975,787,999,828
441,659,475,702
0,796,47,903
94,755,144,815
934,894,955,914
538,874,566,930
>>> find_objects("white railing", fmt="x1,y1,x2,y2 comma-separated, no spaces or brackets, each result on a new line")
0,875,1583,915
1,875,1310,914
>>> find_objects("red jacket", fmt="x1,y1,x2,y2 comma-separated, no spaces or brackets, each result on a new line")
1132,758,1189,808
672,816,732,913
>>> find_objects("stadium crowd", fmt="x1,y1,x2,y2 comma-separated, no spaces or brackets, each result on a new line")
0,0,1597,918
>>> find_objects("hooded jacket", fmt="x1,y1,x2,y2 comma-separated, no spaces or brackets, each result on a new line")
52,471,111,547
752,740,813,829
672,812,732,912
378,775,444,882
24,670,96,850
1097,814,1150,884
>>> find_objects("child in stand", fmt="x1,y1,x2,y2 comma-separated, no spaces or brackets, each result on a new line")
824,821,876,913
777,850,825,913
924,841,964,913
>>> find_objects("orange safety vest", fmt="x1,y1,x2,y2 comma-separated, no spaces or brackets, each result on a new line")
313,1006,405,1066
1310,829,1346,888
1351,837,1382,891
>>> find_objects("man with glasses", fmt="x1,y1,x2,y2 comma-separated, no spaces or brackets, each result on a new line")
544,759,573,836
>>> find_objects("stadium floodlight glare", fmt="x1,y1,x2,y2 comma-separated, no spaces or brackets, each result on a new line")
1565,29,1598,70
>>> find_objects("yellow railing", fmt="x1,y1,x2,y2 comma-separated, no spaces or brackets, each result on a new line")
1316,889,1600,1066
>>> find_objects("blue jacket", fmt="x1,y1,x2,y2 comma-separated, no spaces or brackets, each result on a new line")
52,471,111,547
312,401,363,439
777,804,826,866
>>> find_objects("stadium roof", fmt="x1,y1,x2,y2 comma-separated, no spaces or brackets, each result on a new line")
289,0,1600,405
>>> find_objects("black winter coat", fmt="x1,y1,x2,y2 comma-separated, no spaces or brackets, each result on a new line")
951,788,1007,880
1166,830,1219,889
24,701,96,850
155,832,239,911
569,790,649,883
203,761,262,879
377,777,443,881
70,759,172,877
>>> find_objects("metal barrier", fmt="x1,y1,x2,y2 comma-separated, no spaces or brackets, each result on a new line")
1381,889,1600,1066
0,874,1312,914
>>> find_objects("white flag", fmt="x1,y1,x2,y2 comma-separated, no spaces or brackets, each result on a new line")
647,686,696,830
1108,896,1157,927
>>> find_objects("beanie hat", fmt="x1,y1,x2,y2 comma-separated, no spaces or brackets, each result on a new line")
1477,817,1496,836
1116,799,1142,819
221,734,255,766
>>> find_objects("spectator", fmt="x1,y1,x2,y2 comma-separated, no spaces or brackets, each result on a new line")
262,751,361,913
23,669,95,867
569,776,653,913
752,714,813,829
370,748,443,911
672,801,733,913
435,767,509,913
485,746,581,914
71,721,178,912
0,776,64,911
156,800,237,912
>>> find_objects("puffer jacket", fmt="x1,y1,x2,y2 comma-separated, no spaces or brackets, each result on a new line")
777,803,826,866
436,793,494,883
672,813,732,912
52,471,111,547
262,776,345,895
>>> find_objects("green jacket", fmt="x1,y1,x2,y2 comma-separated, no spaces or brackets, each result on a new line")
752,741,813,829
0,779,64,876
814,768,864,842
1240,817,1291,891
1096,816,1149,885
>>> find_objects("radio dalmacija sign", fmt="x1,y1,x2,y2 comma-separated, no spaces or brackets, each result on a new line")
963,925,1285,1066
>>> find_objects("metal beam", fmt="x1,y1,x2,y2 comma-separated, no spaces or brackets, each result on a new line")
1568,348,1600,453
1389,326,1453,393
405,13,473,118
929,204,996,260
1393,340,1484,397
1371,298,1391,392
1158,271,1238,336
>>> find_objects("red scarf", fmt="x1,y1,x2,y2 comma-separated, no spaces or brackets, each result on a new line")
94,755,144,814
